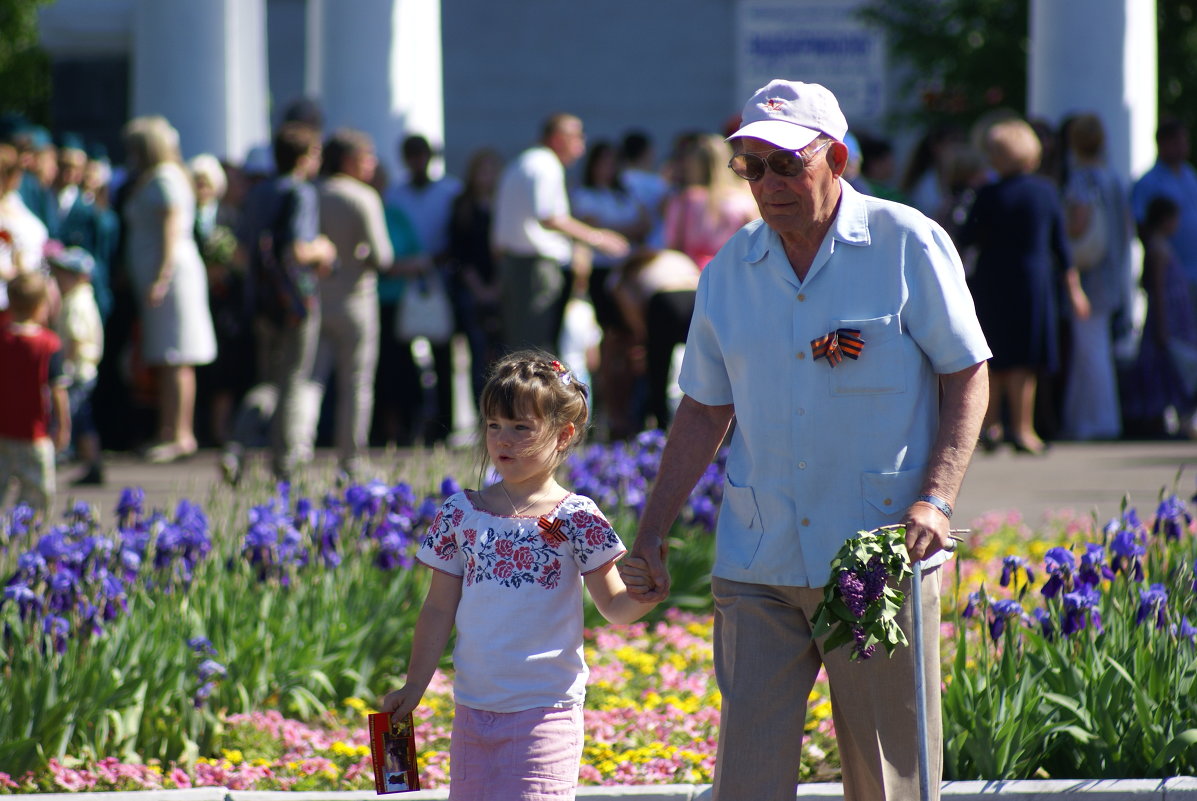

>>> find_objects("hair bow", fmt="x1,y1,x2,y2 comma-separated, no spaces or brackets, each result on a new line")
810,328,864,367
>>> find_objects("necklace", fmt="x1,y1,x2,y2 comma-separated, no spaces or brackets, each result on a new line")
499,482,546,516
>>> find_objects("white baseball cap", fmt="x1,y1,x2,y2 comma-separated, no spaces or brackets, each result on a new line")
728,80,849,150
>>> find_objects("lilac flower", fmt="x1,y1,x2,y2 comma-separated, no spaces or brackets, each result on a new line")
837,570,868,618
1041,547,1076,599
1153,495,1191,541
1000,555,1034,587
988,599,1024,641
851,625,876,659
1062,585,1102,636
862,556,888,602
1136,584,1169,629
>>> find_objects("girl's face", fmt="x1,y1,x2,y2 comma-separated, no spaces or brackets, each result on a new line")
485,412,572,485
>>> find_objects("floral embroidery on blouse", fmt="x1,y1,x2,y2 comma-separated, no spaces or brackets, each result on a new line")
419,492,622,590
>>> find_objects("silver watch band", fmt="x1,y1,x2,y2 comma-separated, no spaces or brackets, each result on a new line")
914,493,953,519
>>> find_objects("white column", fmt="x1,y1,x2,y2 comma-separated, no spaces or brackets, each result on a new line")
1028,0,1157,186
316,0,445,176
131,0,269,164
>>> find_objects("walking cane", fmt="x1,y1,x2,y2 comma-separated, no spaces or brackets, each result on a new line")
911,533,964,801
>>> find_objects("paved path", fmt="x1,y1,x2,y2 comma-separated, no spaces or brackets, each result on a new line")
45,438,1197,530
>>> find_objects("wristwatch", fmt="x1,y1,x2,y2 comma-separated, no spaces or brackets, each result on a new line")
915,494,953,519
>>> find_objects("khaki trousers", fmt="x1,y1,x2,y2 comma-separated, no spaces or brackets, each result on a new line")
710,570,942,801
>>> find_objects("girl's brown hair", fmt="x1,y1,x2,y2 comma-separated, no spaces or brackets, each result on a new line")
477,350,590,469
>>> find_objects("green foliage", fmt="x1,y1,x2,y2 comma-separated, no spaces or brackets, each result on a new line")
812,525,913,660
944,518,1197,779
857,0,1029,129
0,0,52,122
1158,1,1197,140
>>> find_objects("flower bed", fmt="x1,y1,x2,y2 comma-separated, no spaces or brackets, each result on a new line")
2,436,1196,790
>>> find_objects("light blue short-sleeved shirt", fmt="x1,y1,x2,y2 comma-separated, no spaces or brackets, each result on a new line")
680,180,991,588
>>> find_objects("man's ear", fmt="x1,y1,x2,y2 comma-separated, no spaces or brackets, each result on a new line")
827,140,850,178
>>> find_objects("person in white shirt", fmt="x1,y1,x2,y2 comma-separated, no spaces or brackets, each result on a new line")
491,114,629,353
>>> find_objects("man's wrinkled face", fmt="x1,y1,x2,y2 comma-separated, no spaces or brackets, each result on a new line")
737,136,841,239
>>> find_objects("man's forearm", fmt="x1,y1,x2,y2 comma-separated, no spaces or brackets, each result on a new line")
920,361,989,505
637,396,734,539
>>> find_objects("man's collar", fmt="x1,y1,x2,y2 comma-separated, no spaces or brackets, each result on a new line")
743,177,870,265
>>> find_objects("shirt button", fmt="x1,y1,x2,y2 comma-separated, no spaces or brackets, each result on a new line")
797,293,806,302
797,351,806,360
798,461,807,469
801,518,811,527
884,498,893,506
797,408,805,416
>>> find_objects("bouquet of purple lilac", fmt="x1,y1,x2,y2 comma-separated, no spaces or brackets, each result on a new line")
811,525,913,660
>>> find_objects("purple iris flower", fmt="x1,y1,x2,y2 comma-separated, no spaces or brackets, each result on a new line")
43,614,70,653
962,591,982,619
1000,555,1034,587
1032,607,1054,639
1062,585,1102,636
1153,495,1191,541
1077,543,1113,586
988,599,1024,641
188,636,216,654
3,582,42,619
197,658,227,681
116,487,145,524
5,503,35,542
1136,584,1169,629
16,551,47,579
1041,547,1076,599
36,529,72,562
194,681,216,708
440,476,463,497
1110,528,1146,581
1175,616,1197,641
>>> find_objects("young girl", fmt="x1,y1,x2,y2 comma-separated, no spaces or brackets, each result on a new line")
379,350,656,799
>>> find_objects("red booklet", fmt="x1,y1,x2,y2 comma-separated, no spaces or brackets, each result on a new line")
368,712,420,793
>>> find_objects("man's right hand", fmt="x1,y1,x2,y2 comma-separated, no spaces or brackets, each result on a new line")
627,530,671,602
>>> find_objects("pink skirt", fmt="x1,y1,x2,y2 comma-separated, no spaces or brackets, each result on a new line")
448,704,583,801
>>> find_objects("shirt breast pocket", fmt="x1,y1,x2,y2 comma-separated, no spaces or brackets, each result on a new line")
829,314,907,396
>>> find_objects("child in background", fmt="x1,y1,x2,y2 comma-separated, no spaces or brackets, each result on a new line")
48,246,105,484
379,350,656,800
0,271,69,516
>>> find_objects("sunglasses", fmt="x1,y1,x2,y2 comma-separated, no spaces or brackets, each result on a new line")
728,140,833,182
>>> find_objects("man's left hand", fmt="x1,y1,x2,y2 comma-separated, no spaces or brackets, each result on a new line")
903,501,951,562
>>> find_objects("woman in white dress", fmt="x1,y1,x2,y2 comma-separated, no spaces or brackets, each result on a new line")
122,116,216,462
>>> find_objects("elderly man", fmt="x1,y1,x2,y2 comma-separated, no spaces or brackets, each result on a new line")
626,80,990,801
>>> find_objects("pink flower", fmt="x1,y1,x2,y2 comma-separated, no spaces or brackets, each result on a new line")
170,768,192,788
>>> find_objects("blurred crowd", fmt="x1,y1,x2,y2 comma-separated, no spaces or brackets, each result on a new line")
1,96,1196,511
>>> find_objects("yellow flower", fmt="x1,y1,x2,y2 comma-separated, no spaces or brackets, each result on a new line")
222,749,244,764
344,697,374,714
